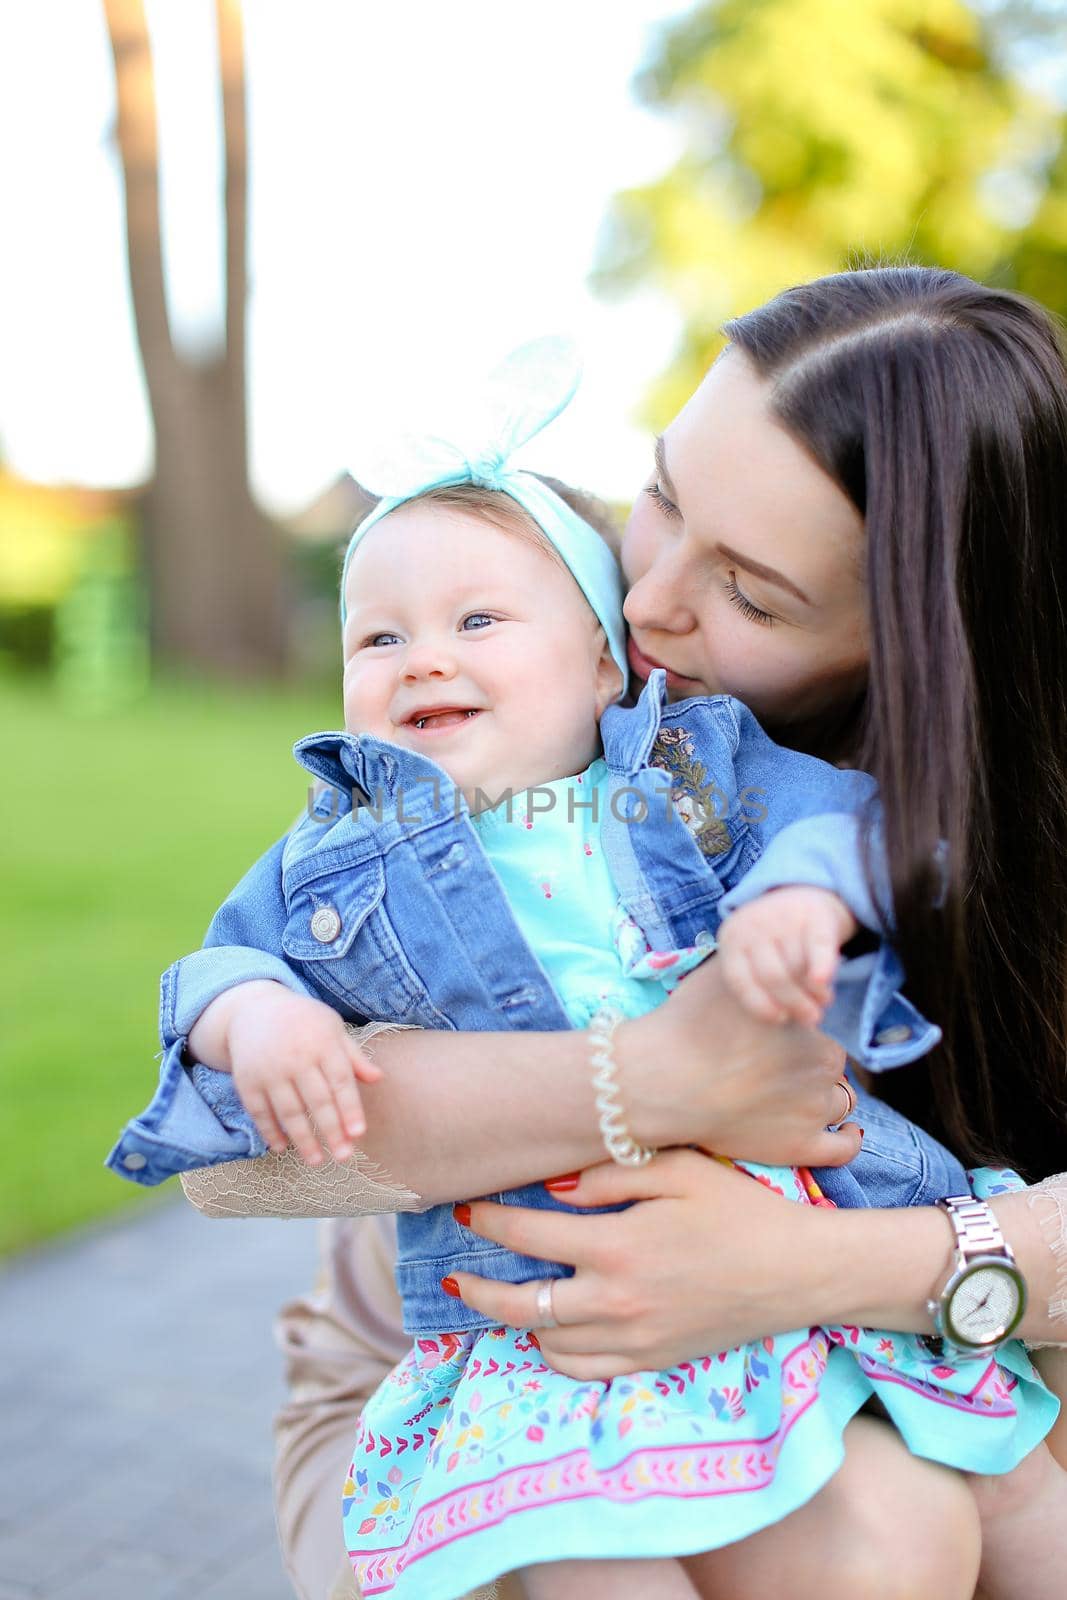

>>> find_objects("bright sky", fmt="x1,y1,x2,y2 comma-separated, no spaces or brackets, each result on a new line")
0,1,688,514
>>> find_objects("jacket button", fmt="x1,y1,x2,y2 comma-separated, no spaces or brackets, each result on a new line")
310,906,342,943
875,1024,912,1045
123,1152,147,1171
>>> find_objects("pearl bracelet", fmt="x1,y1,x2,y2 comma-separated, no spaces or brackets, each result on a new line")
589,1005,656,1167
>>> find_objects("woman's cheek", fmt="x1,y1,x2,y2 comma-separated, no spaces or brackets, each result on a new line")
708,626,787,712
620,500,660,587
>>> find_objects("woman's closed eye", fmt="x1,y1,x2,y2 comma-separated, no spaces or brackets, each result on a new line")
723,573,777,627
644,480,681,520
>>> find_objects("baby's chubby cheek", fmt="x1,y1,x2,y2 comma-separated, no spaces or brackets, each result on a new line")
341,667,374,736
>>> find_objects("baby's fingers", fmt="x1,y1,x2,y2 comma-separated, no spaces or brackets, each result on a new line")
319,1050,371,1155
239,1080,289,1154
269,1080,328,1167
719,943,791,1025
748,942,824,1027
806,931,841,990
291,1062,363,1163
345,1041,383,1086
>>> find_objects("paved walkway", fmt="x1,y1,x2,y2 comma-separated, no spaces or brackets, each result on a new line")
0,1197,322,1599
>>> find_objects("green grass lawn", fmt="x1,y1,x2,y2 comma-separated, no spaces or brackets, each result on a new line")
1,670,341,1257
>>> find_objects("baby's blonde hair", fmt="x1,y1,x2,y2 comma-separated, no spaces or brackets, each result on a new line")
352,476,620,572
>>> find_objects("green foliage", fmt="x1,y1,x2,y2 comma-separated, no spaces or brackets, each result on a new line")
53,522,149,712
0,603,54,673
596,0,1067,426
0,673,341,1257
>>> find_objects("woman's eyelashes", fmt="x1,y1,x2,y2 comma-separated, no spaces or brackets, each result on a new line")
641,474,776,628
723,573,776,627
644,481,681,519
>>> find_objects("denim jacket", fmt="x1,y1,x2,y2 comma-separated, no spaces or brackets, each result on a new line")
108,672,965,1332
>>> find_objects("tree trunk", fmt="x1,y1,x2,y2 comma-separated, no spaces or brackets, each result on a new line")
103,0,290,678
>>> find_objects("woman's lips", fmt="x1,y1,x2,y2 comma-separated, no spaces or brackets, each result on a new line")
627,636,704,693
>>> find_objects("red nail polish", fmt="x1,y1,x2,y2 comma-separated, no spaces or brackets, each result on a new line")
857,1127,865,1138
544,1172,580,1192
441,1276,461,1298
453,1203,472,1226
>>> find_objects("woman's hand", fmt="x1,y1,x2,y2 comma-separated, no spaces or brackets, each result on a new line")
446,1149,836,1378
619,953,861,1169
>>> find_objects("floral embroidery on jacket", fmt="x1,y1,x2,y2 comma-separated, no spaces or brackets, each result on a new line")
649,725,733,858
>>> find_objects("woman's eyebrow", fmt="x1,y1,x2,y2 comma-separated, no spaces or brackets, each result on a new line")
713,542,813,607
654,435,680,502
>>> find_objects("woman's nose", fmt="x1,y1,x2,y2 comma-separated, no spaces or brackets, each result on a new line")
623,557,699,636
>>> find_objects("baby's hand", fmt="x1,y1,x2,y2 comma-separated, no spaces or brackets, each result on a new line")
226,988,382,1166
716,887,859,1028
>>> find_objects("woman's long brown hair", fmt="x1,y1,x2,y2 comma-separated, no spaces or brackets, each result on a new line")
726,267,1067,1179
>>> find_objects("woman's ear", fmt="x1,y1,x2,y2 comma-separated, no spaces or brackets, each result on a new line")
594,630,626,716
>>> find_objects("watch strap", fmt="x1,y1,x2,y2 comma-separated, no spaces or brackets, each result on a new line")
922,1194,1023,1358
935,1194,1016,1268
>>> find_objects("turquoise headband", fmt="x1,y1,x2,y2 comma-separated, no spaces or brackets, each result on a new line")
339,337,628,698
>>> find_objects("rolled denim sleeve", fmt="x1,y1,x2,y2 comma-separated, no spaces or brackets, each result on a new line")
720,810,893,935
820,944,941,1070
104,1038,268,1187
719,812,940,1071
107,829,315,1188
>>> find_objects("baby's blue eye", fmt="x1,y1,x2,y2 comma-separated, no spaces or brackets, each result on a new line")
366,632,402,648
462,613,494,631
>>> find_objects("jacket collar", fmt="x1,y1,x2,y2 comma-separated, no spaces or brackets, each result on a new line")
292,728,461,809
600,669,669,771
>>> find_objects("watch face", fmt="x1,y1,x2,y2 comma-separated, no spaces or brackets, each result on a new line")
946,1264,1024,1346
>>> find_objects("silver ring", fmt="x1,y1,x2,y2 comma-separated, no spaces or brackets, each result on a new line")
534,1279,558,1329
826,1076,857,1133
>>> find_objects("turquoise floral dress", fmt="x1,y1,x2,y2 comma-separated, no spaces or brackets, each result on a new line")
342,765,1057,1599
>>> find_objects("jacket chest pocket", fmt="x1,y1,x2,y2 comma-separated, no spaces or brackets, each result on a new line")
282,857,439,1023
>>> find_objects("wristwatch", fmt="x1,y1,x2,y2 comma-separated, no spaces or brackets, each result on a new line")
921,1195,1027,1359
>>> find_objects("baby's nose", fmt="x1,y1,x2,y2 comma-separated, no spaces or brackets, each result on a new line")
401,643,458,681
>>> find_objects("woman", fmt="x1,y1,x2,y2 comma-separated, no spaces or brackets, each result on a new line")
187,267,1067,1599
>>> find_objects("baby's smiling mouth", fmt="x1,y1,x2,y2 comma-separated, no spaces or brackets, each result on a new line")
405,708,482,732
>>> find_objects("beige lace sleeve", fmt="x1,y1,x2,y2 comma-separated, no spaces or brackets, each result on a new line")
1022,1172,1067,1346
179,1022,426,1218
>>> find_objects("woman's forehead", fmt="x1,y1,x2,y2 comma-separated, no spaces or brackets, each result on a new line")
667,352,865,596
